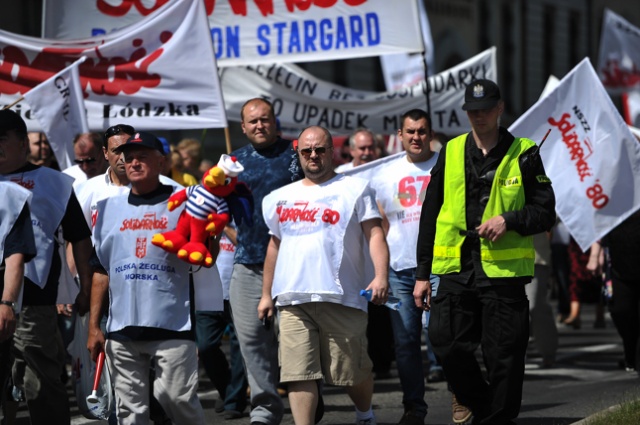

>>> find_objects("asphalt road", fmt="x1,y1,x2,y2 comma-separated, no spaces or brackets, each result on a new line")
6,302,639,425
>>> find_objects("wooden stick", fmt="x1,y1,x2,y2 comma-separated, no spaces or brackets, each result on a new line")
3,97,24,110
224,127,232,154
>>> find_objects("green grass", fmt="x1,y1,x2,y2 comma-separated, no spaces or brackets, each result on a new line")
584,396,640,425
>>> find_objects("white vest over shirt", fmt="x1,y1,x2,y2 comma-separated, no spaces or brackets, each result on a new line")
262,174,380,312
0,168,73,288
370,153,437,271
94,194,194,333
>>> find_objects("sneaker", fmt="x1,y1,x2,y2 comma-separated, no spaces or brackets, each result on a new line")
398,411,424,425
356,417,377,425
215,397,225,414
224,410,243,420
452,394,472,424
427,368,445,383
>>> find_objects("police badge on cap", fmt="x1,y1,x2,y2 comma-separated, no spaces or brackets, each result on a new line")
462,79,501,111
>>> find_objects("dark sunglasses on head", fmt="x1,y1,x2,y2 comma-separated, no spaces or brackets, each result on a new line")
299,146,331,157
74,157,96,165
104,124,135,142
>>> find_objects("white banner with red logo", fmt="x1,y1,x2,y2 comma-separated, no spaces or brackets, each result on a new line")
23,58,89,171
379,0,434,91
2,0,226,132
221,47,496,135
43,0,424,67
596,9,640,93
509,58,640,251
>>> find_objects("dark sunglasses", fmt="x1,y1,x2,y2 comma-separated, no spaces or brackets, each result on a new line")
299,146,331,157
74,157,96,165
104,124,135,142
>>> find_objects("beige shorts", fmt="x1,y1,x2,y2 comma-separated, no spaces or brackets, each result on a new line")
278,302,372,386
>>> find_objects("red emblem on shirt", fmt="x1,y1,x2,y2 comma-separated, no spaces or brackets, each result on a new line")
136,237,147,259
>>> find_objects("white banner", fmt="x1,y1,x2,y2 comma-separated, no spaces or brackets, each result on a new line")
379,0,435,91
509,58,640,251
221,47,496,136
2,0,226,132
23,58,89,170
43,0,424,67
596,9,640,93
623,90,640,127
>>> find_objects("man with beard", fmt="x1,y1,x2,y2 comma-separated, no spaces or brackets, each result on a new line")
259,125,390,425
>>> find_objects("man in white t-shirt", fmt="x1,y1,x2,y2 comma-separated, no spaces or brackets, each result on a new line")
259,125,390,425
368,109,441,425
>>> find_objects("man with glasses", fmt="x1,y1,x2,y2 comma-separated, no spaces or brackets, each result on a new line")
259,125,390,425
62,132,108,187
414,79,555,425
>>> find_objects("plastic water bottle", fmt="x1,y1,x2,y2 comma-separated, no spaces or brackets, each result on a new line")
360,289,402,311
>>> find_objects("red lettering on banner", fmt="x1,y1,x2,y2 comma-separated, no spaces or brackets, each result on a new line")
97,0,170,17
91,0,372,18
548,113,610,210
0,32,170,97
208,0,367,16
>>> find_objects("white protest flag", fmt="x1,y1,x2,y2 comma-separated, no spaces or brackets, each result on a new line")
43,0,424,67
379,0,435,91
509,58,640,251
1,0,226,131
23,57,88,171
596,9,640,93
622,90,640,127
221,47,496,135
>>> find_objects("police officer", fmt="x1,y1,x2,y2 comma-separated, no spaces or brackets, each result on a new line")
414,79,556,425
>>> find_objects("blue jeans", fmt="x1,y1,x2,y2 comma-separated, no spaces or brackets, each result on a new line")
388,268,439,417
195,300,248,412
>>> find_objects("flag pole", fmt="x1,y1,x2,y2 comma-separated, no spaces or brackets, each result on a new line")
3,97,24,110
224,127,232,154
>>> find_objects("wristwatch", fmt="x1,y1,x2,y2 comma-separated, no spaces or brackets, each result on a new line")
0,300,16,312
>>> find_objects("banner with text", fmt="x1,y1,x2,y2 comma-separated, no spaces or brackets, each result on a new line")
221,47,496,135
2,0,226,132
43,0,424,67
509,58,640,251
23,58,89,170
596,9,640,93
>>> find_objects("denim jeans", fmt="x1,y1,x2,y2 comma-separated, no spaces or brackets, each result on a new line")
388,268,440,417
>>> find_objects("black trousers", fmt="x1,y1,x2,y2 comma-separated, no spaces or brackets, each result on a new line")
429,280,529,425
608,277,640,371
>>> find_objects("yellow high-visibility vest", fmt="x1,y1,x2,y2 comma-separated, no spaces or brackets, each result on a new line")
432,134,535,277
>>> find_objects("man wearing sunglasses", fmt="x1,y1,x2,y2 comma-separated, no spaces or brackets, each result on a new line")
259,125,390,425
62,132,108,187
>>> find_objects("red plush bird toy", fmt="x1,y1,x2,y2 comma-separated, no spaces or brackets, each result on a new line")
152,154,244,267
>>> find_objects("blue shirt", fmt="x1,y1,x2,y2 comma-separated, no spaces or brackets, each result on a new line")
231,138,302,264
